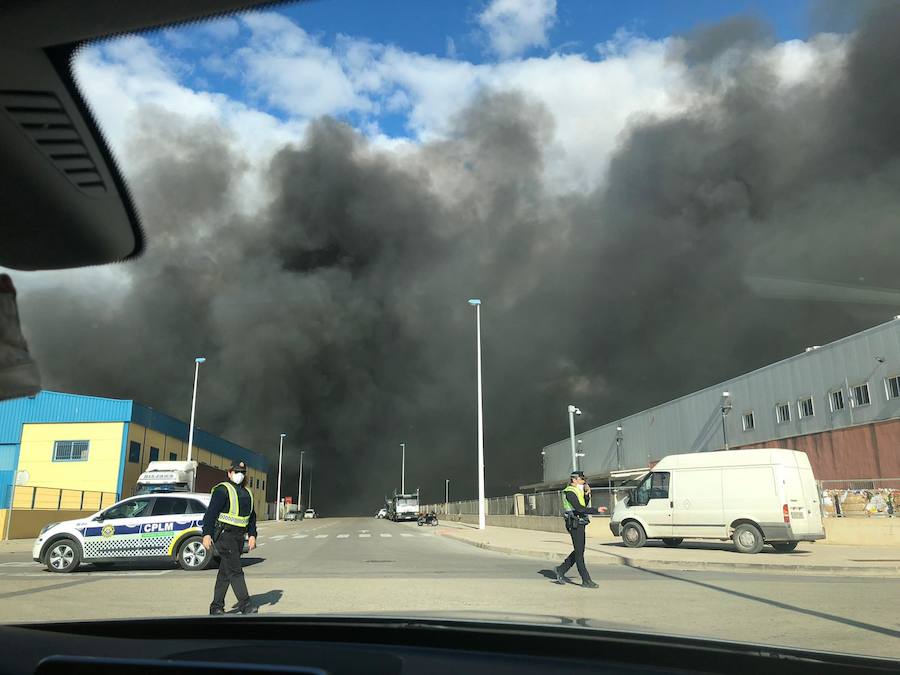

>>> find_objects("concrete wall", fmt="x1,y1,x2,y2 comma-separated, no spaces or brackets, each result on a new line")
4,508,95,540
445,513,900,546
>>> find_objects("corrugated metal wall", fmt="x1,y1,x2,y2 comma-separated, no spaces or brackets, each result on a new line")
0,391,132,444
543,319,900,482
132,404,267,471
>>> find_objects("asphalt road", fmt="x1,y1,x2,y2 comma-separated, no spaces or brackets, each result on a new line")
1,517,898,659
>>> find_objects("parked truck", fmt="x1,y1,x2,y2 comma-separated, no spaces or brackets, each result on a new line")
135,460,228,495
388,493,419,522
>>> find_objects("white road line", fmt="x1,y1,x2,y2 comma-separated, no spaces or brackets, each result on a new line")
314,534,328,539
0,562,39,567
271,535,288,541
400,533,414,537
419,533,433,537
336,534,349,539
359,533,371,538
291,534,308,539
258,543,266,547
380,533,392,538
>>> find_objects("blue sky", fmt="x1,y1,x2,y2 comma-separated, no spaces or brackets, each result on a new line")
141,0,816,138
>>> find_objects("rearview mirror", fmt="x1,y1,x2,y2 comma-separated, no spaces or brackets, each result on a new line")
0,45,143,270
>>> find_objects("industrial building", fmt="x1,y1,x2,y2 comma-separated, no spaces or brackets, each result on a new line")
0,391,268,539
536,318,900,489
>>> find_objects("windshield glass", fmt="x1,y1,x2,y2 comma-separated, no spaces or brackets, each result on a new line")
1,0,899,661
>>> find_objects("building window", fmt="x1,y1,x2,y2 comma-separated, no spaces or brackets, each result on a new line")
885,375,900,400
53,440,89,462
829,389,845,413
149,447,160,462
776,403,791,424
128,441,141,463
798,397,814,418
262,480,266,491
256,478,260,489
169,452,177,461
742,412,755,431
851,382,871,407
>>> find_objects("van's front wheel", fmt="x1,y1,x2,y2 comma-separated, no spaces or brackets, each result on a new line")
621,522,646,548
771,541,799,552
732,524,764,554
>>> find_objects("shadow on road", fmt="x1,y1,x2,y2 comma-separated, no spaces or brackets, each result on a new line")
240,557,266,568
632,565,900,640
597,541,812,556
248,589,283,609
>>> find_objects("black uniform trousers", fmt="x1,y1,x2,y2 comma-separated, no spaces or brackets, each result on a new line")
211,526,250,611
559,524,591,582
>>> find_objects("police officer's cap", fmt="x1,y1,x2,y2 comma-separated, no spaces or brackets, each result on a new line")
570,470,585,479
229,460,247,472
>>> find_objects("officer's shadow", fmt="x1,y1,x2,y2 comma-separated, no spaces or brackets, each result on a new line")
228,589,283,613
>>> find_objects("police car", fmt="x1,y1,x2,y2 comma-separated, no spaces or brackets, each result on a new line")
33,492,223,573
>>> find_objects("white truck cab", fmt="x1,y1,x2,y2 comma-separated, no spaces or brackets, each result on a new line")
610,449,825,553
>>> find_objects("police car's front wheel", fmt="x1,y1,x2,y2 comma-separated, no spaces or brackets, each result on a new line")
178,536,213,571
46,539,81,573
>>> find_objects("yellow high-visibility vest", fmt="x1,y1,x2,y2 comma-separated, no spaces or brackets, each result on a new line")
561,484,586,512
213,481,253,528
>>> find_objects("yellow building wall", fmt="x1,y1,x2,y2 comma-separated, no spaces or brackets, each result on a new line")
17,422,125,494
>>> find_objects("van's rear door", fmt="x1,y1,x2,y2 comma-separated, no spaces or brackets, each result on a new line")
795,454,825,537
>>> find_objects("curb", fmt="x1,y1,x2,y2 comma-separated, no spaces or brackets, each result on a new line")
438,531,900,578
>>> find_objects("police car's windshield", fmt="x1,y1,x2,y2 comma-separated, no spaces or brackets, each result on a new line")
3,0,900,662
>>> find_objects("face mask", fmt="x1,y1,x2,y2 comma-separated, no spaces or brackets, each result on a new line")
0,274,41,402
231,473,245,485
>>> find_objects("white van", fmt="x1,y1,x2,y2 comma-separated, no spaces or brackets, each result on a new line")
609,449,825,553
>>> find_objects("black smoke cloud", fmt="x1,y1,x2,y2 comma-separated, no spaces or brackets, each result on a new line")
17,4,900,514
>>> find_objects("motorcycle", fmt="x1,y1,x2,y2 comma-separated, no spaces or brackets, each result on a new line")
417,513,439,526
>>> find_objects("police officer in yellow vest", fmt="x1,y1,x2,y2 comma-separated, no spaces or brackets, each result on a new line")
202,460,258,614
555,470,602,588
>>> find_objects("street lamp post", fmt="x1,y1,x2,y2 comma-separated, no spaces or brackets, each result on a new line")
275,433,285,521
400,443,406,494
567,404,582,472
186,357,206,462
308,466,313,511
615,425,623,471
468,298,486,530
297,450,305,512
721,392,733,451
445,478,449,514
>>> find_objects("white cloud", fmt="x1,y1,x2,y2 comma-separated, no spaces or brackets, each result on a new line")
478,0,557,59
70,14,851,201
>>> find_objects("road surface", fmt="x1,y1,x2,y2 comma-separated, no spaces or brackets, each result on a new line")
0,517,897,659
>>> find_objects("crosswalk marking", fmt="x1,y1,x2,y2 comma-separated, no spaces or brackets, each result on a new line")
400,533,414,537
292,534,308,539
0,562,38,567
359,533,371,538
380,533,392,538
337,534,349,538
271,535,287,541
314,534,328,539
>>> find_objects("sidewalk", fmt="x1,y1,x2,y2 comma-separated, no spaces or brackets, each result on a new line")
437,521,900,577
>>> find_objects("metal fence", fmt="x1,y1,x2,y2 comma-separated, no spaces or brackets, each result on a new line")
8,485,118,511
426,487,619,519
